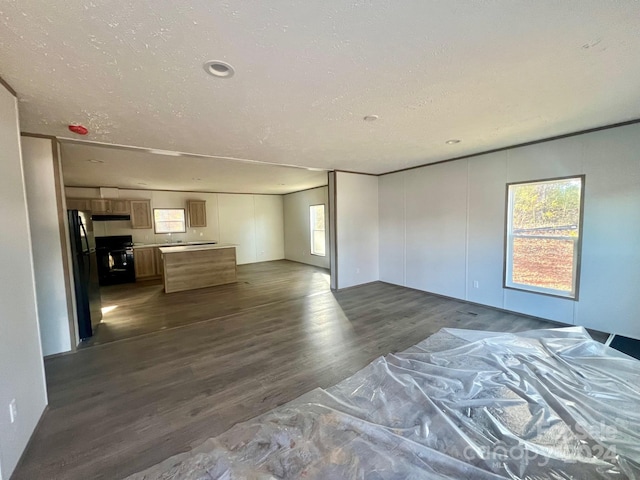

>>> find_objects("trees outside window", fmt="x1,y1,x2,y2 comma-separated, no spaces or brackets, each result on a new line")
310,205,326,256
504,176,584,299
154,208,186,234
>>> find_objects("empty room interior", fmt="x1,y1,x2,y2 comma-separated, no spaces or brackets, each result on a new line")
1,2,640,479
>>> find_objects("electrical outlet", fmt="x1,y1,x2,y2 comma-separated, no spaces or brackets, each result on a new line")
473,280,479,289
9,399,17,423
356,268,360,274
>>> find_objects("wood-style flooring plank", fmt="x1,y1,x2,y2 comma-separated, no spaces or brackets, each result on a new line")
12,260,604,480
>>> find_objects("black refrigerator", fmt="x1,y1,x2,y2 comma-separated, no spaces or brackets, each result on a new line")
68,210,102,340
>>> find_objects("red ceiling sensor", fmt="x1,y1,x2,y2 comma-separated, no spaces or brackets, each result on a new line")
68,124,89,135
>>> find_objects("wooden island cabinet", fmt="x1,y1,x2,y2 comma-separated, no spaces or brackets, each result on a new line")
159,244,237,293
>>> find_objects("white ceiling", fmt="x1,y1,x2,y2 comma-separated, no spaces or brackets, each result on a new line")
60,141,327,194
2,1,640,176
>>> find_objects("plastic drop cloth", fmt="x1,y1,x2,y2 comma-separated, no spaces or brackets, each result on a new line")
127,327,640,479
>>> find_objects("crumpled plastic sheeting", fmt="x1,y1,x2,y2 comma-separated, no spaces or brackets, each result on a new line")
127,327,640,479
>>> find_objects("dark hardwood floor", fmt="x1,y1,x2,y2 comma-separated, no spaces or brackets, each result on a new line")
13,260,604,480
85,260,332,346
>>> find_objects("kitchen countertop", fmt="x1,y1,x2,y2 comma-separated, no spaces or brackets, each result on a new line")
132,241,217,249
158,243,237,254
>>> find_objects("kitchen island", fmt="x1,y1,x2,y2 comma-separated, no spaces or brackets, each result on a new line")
159,244,237,293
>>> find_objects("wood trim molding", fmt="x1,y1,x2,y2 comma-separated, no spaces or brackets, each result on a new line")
381,118,640,177
20,132,57,140
328,171,338,290
0,75,17,97
20,134,78,351
51,140,78,351
334,169,378,177
501,174,586,302
67,185,293,196
283,185,329,196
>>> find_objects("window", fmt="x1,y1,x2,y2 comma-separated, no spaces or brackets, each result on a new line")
153,208,186,234
310,204,326,256
504,176,584,299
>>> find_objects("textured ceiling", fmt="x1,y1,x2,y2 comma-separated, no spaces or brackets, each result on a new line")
2,1,640,175
60,141,327,194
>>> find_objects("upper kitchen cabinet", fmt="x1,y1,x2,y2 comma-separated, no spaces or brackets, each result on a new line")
130,200,152,229
187,200,207,228
90,199,111,214
66,198,92,211
110,199,131,215
90,198,131,214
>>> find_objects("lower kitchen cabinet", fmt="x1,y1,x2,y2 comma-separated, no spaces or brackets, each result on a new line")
134,247,161,280
154,246,163,275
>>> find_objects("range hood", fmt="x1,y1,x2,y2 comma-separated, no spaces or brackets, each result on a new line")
91,214,131,222
92,188,131,221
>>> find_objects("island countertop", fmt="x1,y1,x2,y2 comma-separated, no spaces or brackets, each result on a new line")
158,243,237,254
132,240,218,249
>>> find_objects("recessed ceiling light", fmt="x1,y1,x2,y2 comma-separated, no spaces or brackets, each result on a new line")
363,115,379,122
88,159,104,163
445,139,461,145
203,60,235,78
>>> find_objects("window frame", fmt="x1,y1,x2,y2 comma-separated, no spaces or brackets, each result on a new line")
153,208,187,234
503,174,585,300
309,204,326,257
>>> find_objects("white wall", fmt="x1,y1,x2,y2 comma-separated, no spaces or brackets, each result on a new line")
336,172,379,289
465,152,508,309
379,123,640,339
283,186,330,269
217,194,284,264
253,195,285,264
0,84,48,480
65,187,284,265
22,136,73,356
405,161,468,298
378,173,405,286
577,126,640,337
